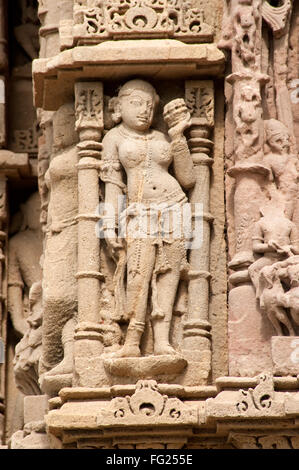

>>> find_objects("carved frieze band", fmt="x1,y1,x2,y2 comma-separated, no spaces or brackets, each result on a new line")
72,0,213,44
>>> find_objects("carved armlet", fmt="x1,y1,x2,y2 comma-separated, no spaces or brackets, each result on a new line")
99,160,126,192
170,138,190,157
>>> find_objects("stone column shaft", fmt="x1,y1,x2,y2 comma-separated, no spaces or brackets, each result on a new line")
183,80,214,383
73,82,106,387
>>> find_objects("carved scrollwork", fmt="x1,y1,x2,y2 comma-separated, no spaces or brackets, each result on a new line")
236,374,273,414
73,0,213,43
97,380,198,427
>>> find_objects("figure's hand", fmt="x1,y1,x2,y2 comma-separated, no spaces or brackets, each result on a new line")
168,114,192,141
277,245,293,257
267,239,279,251
105,231,123,259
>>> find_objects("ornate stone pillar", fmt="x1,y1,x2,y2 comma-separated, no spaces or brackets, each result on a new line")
73,82,105,387
220,0,276,376
183,80,214,384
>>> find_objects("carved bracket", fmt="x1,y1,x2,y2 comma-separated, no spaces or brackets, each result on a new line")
262,0,292,37
97,380,198,427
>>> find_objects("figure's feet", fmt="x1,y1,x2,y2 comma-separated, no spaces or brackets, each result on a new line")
45,356,73,376
106,344,141,358
154,342,177,356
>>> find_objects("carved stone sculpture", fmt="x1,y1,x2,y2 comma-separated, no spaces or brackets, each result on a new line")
101,79,195,359
249,202,299,291
13,281,42,395
40,102,78,387
263,119,298,219
8,192,42,338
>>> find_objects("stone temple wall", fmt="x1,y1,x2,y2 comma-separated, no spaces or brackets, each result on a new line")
0,0,298,450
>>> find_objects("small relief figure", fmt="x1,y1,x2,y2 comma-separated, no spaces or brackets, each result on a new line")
257,256,299,336
234,84,262,160
233,0,259,69
40,103,78,379
257,263,295,336
273,256,299,333
8,192,42,338
248,200,299,335
14,0,40,62
13,281,43,395
101,79,195,358
248,201,299,299
263,119,298,219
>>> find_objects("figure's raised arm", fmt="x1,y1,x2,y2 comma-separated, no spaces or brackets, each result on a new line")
164,99,195,190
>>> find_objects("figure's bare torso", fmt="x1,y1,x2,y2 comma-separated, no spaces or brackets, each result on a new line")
116,126,185,203
46,146,78,229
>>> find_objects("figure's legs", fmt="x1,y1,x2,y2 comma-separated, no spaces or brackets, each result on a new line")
272,291,296,335
112,239,156,357
152,240,184,356
248,256,274,299
45,317,76,376
267,309,284,336
40,227,77,376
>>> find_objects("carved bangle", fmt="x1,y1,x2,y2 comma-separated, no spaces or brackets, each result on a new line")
171,139,189,153
8,281,24,288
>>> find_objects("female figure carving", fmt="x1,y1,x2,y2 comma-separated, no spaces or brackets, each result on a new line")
40,102,78,378
102,79,195,358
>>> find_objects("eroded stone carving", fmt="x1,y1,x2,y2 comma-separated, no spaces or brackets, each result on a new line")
263,119,298,219
13,282,42,395
253,256,299,336
101,79,195,362
8,192,42,338
40,103,78,390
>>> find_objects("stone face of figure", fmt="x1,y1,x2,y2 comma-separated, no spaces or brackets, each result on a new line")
102,79,195,358
8,192,42,338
